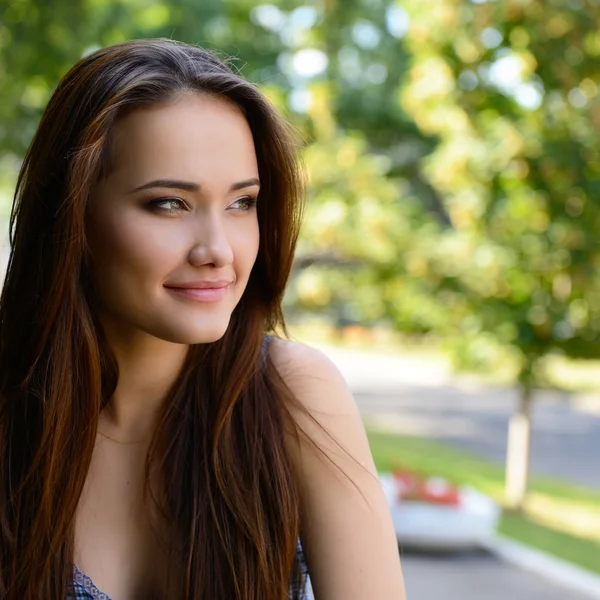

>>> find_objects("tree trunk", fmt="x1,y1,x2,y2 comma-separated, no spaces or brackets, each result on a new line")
504,385,533,511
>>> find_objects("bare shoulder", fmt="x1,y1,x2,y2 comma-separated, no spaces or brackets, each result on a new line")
267,337,340,378
267,338,363,459
267,337,355,416
267,337,406,599
266,336,375,485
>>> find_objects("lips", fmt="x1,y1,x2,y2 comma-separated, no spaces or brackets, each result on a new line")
164,280,231,302
165,280,232,289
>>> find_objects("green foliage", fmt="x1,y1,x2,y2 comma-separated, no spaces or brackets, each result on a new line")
0,0,282,160
286,82,443,332
399,0,600,380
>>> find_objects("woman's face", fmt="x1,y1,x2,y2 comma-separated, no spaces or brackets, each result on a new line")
87,92,260,345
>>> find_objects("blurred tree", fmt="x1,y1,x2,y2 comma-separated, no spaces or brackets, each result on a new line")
0,0,277,160
400,0,600,509
284,83,443,334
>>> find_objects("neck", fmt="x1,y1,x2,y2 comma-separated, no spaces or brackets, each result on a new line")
99,321,190,439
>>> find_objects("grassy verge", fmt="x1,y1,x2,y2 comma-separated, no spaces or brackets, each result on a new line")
366,427,600,575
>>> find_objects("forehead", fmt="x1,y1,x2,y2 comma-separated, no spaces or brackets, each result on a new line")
104,92,258,185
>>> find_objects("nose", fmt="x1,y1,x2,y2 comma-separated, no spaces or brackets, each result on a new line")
187,212,233,268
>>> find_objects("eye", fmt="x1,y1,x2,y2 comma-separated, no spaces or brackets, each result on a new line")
229,196,258,211
147,197,187,213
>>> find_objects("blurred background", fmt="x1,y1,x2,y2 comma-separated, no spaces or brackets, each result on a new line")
0,0,599,597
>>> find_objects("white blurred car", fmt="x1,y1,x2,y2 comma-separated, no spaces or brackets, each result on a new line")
380,471,501,551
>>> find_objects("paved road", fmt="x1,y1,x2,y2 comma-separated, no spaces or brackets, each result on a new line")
355,384,600,489
321,346,600,489
402,550,592,599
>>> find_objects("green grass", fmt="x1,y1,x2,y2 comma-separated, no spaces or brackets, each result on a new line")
499,513,600,574
366,427,600,575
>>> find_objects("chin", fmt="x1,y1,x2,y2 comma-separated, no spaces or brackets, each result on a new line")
153,315,232,345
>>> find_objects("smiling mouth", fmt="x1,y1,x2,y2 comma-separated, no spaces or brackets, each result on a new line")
164,284,229,303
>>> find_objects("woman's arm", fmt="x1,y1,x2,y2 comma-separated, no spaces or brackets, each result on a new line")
270,339,406,600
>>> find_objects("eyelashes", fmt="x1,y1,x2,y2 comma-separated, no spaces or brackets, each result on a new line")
231,196,258,211
148,197,187,213
147,196,258,214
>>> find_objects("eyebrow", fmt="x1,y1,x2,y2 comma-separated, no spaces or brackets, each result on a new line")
128,177,261,194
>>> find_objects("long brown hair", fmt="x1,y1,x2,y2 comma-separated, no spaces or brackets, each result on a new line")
0,39,307,599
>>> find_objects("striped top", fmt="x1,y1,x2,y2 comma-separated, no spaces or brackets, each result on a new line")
69,538,312,599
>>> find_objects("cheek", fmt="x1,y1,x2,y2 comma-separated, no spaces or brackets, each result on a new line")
87,209,184,289
232,220,260,279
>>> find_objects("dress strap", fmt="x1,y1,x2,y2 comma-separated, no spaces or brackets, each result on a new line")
261,335,273,363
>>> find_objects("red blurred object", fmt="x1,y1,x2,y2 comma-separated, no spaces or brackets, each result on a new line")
393,470,461,506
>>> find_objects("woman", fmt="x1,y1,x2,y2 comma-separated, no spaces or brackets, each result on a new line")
0,39,405,599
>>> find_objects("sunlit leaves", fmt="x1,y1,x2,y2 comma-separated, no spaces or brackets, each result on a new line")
401,0,600,375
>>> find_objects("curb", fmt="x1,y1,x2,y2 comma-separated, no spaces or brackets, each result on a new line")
484,535,600,599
